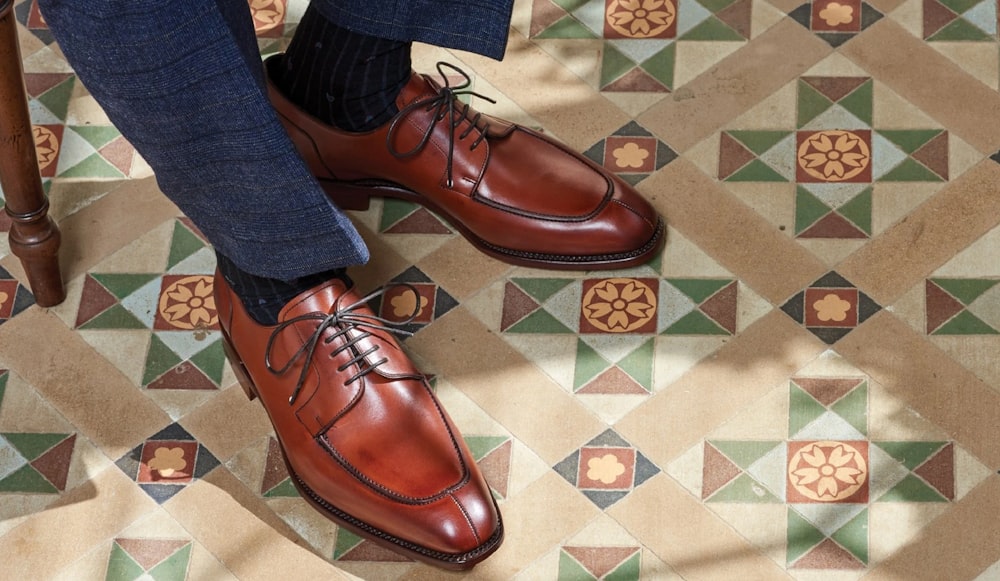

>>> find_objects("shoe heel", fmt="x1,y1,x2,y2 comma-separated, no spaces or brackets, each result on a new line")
320,180,373,211
221,329,259,401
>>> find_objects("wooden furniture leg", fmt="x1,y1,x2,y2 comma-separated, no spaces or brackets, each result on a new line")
0,0,64,307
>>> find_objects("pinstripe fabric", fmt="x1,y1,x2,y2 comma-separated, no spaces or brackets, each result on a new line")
280,4,411,131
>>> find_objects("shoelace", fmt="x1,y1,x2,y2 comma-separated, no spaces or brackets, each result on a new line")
264,284,419,405
386,62,497,188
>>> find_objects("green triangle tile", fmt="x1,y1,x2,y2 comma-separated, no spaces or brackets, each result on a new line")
879,473,947,502
512,278,574,302
727,130,790,155
830,381,867,436
795,187,832,235
79,304,147,330
1,433,67,461
601,44,638,88
708,473,780,502
36,77,75,122
797,80,835,128
838,80,874,125
679,16,745,41
708,441,782,469
105,543,146,581
558,551,598,581
663,310,729,335
91,273,160,300
933,310,999,334
0,372,8,409
147,543,191,581
574,340,612,390
639,44,676,90
190,339,226,385
59,153,126,179
788,509,827,564
263,478,300,498
837,187,873,235
552,0,591,11
465,436,509,461
665,278,732,303
71,125,121,149
874,441,946,471
725,159,788,182
605,552,642,581
930,278,999,305
166,221,207,270
142,335,184,386
505,309,574,334
831,509,869,564
535,14,598,39
929,17,994,40
937,0,983,16
379,198,419,231
617,339,655,391
879,157,945,182
334,529,365,559
877,130,942,154
0,464,58,493
789,384,827,437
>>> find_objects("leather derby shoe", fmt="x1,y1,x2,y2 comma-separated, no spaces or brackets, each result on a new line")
215,272,503,569
266,56,665,270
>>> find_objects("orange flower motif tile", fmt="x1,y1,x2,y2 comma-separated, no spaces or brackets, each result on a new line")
796,130,872,183
580,278,658,334
154,275,218,332
811,0,862,31
585,122,677,185
604,0,677,39
787,440,869,503
554,430,659,509
782,273,880,344
115,423,219,504
249,0,286,37
0,268,33,325
372,267,458,334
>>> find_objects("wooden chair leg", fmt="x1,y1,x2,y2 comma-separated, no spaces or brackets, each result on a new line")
0,0,64,307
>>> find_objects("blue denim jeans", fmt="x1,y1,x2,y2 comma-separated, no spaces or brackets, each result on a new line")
36,0,514,280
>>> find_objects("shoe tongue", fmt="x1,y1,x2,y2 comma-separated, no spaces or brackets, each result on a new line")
278,279,349,321
396,72,438,108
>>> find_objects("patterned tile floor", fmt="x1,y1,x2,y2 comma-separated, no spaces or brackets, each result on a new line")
1,0,998,578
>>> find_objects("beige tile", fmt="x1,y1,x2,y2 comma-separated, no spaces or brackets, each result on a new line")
408,307,607,465
838,161,1000,305
842,19,1000,154
864,478,1000,580
0,309,170,459
0,467,158,579
638,19,832,152
617,311,826,467
418,237,512,301
181,383,273,462
164,472,353,580
608,474,792,580
643,160,829,305
838,311,1000,467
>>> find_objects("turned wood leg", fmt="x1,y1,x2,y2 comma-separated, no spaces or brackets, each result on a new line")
0,0,64,307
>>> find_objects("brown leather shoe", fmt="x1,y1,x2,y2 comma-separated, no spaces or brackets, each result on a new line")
215,272,503,569
265,57,665,270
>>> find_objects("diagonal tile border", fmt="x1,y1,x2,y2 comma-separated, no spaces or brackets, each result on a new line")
837,311,1000,468
837,161,1000,306
642,159,829,304
841,19,1000,155
637,19,833,153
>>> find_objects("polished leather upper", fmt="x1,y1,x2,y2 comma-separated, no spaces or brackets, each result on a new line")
215,273,500,561
266,57,664,268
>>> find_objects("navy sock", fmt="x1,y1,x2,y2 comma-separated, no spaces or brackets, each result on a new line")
278,5,411,132
215,251,348,325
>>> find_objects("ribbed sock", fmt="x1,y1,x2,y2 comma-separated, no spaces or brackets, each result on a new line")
278,4,412,132
215,251,349,325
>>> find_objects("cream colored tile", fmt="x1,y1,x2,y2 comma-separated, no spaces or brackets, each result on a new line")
178,383,272,462
674,41,745,89
726,182,797,233
933,43,1000,91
